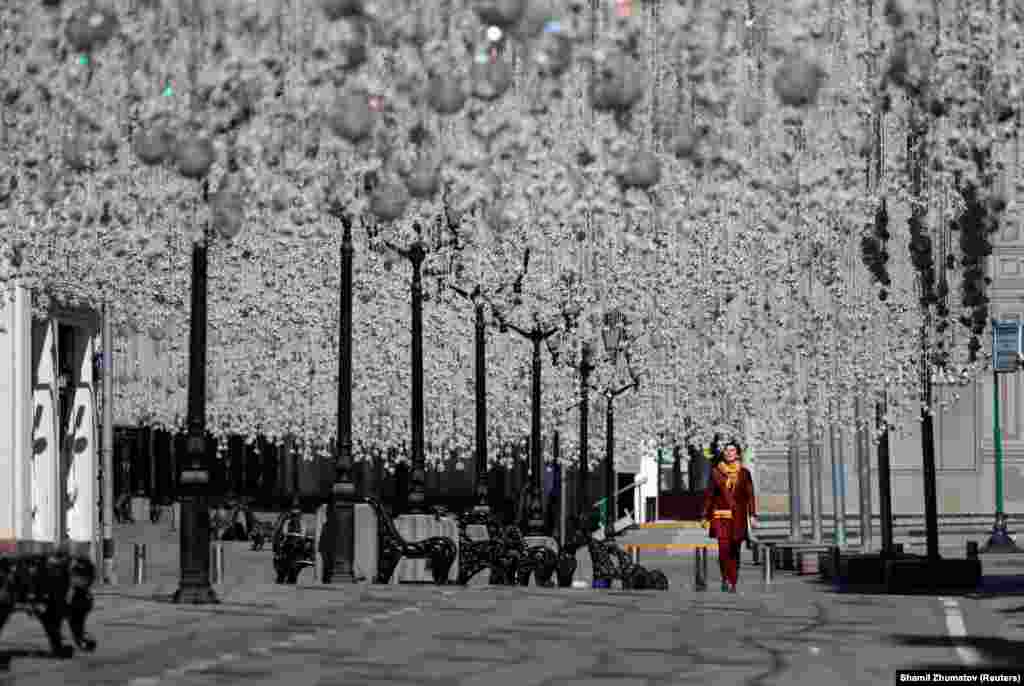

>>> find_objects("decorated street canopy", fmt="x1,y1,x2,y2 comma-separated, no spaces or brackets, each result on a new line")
0,0,1020,466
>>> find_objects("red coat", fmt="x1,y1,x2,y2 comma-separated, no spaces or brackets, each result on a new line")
703,465,756,543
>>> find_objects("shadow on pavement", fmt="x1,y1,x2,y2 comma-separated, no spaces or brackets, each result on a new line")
801,575,1024,598
892,634,1024,668
0,648,68,673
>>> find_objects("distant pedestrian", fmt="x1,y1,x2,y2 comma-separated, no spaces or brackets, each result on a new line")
115,494,134,523
702,441,758,593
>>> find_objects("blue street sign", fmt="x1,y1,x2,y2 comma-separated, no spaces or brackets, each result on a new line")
992,320,1020,373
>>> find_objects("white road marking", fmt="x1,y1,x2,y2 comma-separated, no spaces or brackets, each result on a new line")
219,653,239,662
937,597,983,666
128,679,161,686
809,646,820,655
291,633,316,642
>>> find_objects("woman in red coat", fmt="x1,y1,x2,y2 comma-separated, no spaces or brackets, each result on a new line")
702,441,757,592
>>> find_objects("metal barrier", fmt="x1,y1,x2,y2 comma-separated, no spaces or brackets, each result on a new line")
762,544,774,587
211,542,225,584
133,543,147,584
695,547,708,591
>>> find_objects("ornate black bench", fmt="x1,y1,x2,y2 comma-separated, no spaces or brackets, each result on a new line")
587,533,669,590
456,511,580,587
456,509,515,585
364,497,457,585
0,552,97,658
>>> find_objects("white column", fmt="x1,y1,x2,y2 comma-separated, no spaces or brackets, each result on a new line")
13,284,32,547
0,284,15,551
31,319,60,546
65,326,98,554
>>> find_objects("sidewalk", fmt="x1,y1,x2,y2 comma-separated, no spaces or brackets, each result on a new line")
106,520,317,587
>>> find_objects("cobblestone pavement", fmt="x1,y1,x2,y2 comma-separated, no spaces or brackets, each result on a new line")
0,572,993,686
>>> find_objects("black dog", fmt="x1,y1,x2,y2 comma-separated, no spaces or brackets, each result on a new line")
0,553,97,658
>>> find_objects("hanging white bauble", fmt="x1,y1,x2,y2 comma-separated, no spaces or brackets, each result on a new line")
334,17,369,71
65,3,119,53
427,73,468,115
62,133,91,172
132,120,169,162
484,198,511,233
210,183,245,239
474,0,527,29
591,49,645,112
404,156,442,199
772,53,826,108
175,135,216,179
618,150,661,189
320,0,362,21
668,121,701,159
534,24,572,76
327,90,375,142
514,0,559,38
369,177,410,222
471,49,513,101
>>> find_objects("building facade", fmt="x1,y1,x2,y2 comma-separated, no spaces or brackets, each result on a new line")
0,281,101,556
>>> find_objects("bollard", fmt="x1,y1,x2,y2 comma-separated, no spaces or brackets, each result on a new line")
695,547,707,591
762,545,774,587
133,543,147,584
829,545,841,580
211,542,225,584
966,540,979,559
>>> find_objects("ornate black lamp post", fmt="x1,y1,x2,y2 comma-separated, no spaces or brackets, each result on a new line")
380,222,459,514
577,342,595,524
599,311,640,539
497,318,562,535
473,301,489,510
324,213,357,584
173,218,217,604
445,285,495,513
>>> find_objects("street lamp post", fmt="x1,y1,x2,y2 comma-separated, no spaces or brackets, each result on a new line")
381,219,459,515
577,343,594,523
599,311,639,539
325,213,357,584
501,319,561,535
474,301,489,511
173,222,217,605
407,241,427,513
445,286,495,513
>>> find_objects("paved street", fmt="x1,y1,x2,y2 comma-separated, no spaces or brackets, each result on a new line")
1,566,1011,685
3,522,1022,684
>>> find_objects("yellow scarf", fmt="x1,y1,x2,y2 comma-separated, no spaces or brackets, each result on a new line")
718,460,740,491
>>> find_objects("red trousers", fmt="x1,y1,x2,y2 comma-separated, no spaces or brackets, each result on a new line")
717,536,742,586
